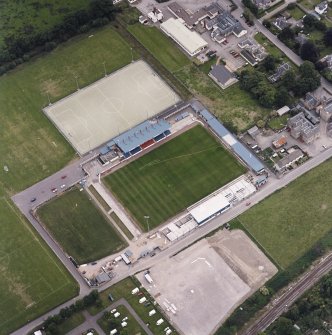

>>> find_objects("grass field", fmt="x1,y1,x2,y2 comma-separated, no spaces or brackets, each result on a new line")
0,27,136,195
97,305,147,335
104,126,246,230
234,159,332,269
268,114,289,130
127,24,190,72
37,189,126,264
0,198,78,335
0,0,91,48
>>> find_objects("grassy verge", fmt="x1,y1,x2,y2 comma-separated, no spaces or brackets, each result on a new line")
110,212,134,240
37,188,126,264
89,185,112,212
175,64,270,132
0,198,78,335
56,312,86,334
104,126,245,230
89,277,178,335
97,305,147,335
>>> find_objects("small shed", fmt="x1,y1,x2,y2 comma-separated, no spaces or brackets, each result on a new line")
247,125,260,138
276,106,290,116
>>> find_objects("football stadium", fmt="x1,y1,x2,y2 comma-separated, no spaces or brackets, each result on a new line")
44,60,180,155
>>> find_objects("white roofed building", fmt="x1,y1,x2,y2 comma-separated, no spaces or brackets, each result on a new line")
189,193,231,225
160,18,208,56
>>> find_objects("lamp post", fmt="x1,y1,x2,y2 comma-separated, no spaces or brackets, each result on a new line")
102,61,107,77
74,75,79,90
144,215,150,232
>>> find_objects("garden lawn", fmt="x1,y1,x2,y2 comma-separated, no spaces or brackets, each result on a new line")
0,198,78,335
236,159,332,269
104,126,246,230
37,188,126,264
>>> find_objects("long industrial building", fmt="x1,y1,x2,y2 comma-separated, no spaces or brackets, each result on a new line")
160,18,208,56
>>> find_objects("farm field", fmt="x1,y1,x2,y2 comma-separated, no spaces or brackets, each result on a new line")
0,27,136,195
235,159,332,269
104,126,246,230
0,0,90,48
37,189,126,264
0,198,78,335
127,24,190,72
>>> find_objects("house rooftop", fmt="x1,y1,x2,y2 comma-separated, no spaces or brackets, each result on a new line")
209,64,235,86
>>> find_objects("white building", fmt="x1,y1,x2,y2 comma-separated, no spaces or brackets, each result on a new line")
160,18,208,56
315,1,328,15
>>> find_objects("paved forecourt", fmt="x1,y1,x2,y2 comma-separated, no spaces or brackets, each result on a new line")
44,60,180,155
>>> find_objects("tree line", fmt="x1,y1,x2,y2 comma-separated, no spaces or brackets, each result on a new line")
0,0,120,76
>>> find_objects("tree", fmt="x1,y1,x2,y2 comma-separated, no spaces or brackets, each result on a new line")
278,27,295,43
303,14,318,30
281,70,296,91
324,28,332,46
300,41,319,63
262,55,277,72
272,317,296,335
275,87,292,108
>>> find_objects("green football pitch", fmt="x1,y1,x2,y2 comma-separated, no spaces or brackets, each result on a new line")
37,189,126,264
104,126,246,231
0,198,78,335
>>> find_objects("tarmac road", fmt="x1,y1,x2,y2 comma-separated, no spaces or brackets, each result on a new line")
242,252,332,335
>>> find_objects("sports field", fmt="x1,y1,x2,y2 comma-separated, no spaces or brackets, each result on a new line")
0,198,78,335
44,60,180,155
127,24,190,72
236,159,332,269
104,126,246,230
0,27,136,194
37,189,126,264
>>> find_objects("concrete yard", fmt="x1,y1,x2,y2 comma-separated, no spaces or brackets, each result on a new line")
137,229,277,335
44,60,180,155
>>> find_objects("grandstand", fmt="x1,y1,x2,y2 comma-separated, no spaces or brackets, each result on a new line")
100,119,171,158
192,103,265,174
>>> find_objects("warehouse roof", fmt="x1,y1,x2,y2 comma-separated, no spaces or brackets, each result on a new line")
160,18,208,56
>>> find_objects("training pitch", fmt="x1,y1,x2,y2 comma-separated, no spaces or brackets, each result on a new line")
37,188,126,264
44,60,180,155
137,230,277,335
104,125,246,230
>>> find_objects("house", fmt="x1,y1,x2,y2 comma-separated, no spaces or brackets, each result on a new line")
318,97,332,121
275,149,304,172
288,111,320,144
302,92,320,111
208,64,238,89
95,272,111,285
268,62,291,83
253,0,272,9
272,135,287,149
315,1,328,15
160,18,208,56
319,54,332,69
207,12,247,42
167,2,220,29
273,16,290,30
238,38,267,65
